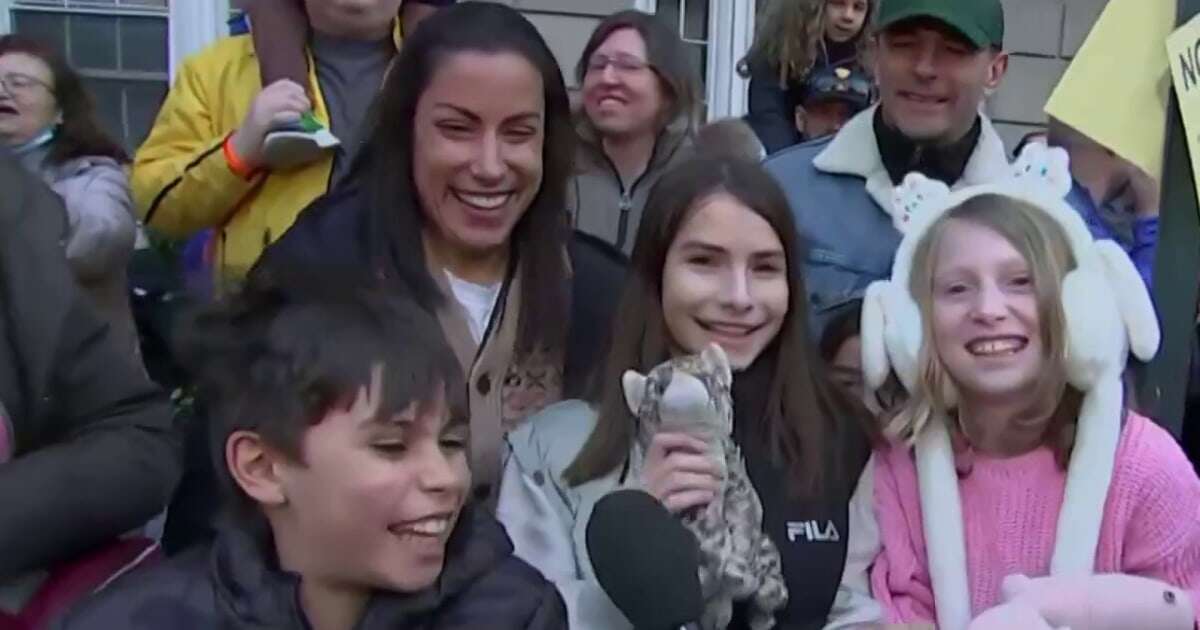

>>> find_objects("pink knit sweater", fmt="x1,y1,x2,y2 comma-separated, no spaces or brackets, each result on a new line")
870,413,1200,623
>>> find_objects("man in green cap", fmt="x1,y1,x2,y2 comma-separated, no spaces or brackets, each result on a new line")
763,0,1010,337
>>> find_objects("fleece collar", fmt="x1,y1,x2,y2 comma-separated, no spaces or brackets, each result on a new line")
812,104,1011,216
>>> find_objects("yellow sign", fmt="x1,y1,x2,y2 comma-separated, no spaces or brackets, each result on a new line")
1168,13,1200,206
1045,0,1174,180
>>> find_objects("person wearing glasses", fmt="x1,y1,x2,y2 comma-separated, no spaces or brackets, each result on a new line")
568,10,700,255
0,35,140,362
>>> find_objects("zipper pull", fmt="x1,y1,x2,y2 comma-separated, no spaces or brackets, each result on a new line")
619,194,632,213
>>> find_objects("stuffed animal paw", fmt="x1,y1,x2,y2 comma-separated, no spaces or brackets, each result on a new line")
973,573,1194,630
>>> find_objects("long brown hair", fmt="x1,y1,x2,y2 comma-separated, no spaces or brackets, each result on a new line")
355,2,573,358
562,156,873,495
0,35,128,164
738,0,877,86
892,194,1086,465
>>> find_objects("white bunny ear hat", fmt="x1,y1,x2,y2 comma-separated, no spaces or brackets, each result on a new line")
859,143,1160,630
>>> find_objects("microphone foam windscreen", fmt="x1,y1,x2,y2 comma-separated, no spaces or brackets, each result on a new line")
585,489,702,630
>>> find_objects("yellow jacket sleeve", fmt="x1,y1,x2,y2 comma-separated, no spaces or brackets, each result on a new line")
131,56,258,239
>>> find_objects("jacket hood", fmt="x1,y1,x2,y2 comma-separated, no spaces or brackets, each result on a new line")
573,104,694,174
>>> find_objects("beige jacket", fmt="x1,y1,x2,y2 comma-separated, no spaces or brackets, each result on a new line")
429,259,564,501
568,114,693,255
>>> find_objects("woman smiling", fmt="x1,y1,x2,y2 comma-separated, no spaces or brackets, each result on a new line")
257,2,626,504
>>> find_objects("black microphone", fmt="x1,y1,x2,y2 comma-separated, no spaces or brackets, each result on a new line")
586,489,703,630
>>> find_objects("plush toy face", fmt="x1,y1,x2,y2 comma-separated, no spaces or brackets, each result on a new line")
623,344,734,438
927,218,1047,406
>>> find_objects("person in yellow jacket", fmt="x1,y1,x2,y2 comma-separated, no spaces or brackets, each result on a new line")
132,0,407,281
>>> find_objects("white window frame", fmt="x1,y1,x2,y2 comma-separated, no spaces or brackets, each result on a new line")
0,1,229,78
1,1,171,33
633,0,755,121
2,0,176,71
169,0,229,80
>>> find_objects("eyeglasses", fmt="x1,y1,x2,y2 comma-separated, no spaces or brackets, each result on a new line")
0,72,53,95
586,54,651,74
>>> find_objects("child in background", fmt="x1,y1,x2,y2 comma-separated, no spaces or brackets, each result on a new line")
1049,117,1159,290
819,298,867,403
54,271,567,629
793,64,872,141
740,0,875,154
861,144,1200,630
819,297,905,420
240,0,456,169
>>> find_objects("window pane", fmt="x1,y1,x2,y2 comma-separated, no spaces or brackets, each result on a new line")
11,11,68,58
683,0,708,42
82,77,126,147
685,42,707,90
119,16,167,73
81,77,167,151
14,0,167,6
126,80,167,149
69,14,119,70
656,0,681,36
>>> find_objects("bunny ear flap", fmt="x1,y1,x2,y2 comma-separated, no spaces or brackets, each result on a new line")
863,280,925,393
861,282,892,392
1010,143,1073,200
890,172,952,234
1094,240,1160,361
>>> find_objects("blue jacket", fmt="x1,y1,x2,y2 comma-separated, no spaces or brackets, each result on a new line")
761,105,1012,336
1065,179,1158,291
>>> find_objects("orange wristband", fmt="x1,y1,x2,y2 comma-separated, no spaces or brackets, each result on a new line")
223,136,260,181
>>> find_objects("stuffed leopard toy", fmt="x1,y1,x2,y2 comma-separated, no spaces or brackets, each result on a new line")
622,343,788,630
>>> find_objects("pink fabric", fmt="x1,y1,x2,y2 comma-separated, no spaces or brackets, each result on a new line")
870,413,1200,624
0,538,160,630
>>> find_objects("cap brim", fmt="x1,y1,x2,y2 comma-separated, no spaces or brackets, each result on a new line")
877,6,991,49
806,91,871,110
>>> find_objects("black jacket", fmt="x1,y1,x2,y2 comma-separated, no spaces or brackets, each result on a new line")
728,360,873,630
0,155,179,578
55,505,568,629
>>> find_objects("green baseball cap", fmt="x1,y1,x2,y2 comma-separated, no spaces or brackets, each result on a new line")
875,0,1005,50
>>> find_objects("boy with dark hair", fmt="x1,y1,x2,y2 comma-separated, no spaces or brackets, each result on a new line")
54,273,567,629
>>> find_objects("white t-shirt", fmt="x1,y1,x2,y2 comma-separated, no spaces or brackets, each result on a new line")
445,270,502,344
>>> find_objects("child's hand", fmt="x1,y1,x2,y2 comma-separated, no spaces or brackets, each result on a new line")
640,432,721,514
230,79,312,169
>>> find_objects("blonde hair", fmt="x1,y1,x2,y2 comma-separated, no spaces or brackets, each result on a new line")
888,194,1084,462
